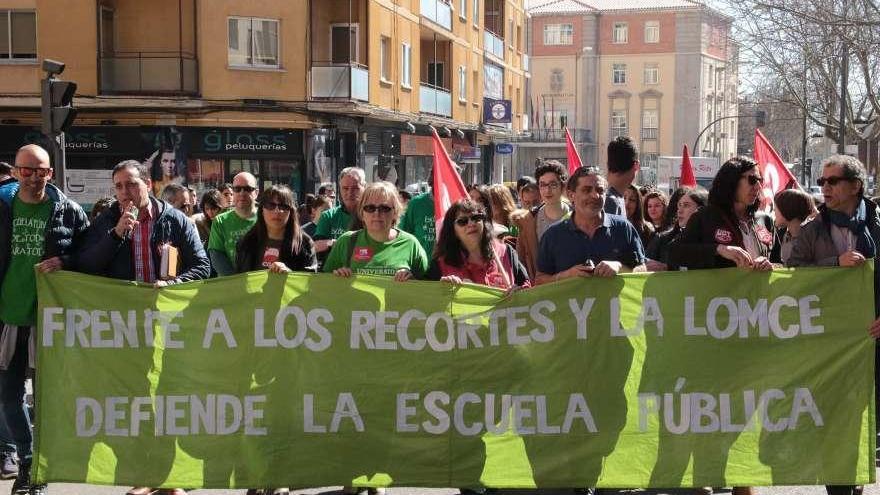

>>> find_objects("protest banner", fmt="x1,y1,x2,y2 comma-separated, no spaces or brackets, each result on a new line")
34,266,876,488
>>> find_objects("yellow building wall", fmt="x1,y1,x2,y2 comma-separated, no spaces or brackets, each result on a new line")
197,0,308,101
104,0,196,54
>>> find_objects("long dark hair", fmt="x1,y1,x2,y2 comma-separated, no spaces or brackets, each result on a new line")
433,199,493,267
240,185,304,255
709,156,761,219
625,185,652,233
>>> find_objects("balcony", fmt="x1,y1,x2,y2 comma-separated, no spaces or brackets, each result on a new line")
100,52,198,95
484,30,504,59
421,0,452,30
420,83,452,117
311,62,369,101
517,128,593,143
642,128,658,140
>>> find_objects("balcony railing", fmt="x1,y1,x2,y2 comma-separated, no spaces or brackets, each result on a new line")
100,51,198,95
420,83,452,117
484,30,504,59
517,128,592,143
420,0,452,30
641,128,658,140
310,62,369,101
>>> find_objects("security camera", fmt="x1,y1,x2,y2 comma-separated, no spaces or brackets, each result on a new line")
42,59,65,76
405,121,416,134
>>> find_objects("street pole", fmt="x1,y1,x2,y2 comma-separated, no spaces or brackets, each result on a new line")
802,61,809,185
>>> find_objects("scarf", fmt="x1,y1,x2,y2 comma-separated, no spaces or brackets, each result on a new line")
827,198,877,258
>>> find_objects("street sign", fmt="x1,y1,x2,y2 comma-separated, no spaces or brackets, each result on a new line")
495,143,514,154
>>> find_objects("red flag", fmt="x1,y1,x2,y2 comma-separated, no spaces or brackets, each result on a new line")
754,129,800,211
432,128,468,227
680,144,697,187
565,127,583,175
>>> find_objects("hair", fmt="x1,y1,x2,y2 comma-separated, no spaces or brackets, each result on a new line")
664,187,689,229
318,183,336,195
339,167,367,186
607,136,638,174
0,161,11,175
643,189,669,229
219,183,233,194
675,187,709,227
534,160,567,184
520,181,538,194
399,189,412,202
90,197,114,222
774,188,817,223
708,156,761,218
468,185,495,222
240,185,304,256
353,181,404,228
150,148,178,182
488,184,517,227
112,159,150,182
200,189,223,212
311,194,332,213
822,154,868,195
516,175,536,192
433,199,493,267
625,185,654,240
161,183,187,204
566,166,606,192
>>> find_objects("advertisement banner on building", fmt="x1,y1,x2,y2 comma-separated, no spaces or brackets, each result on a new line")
483,98,512,124
34,266,876,488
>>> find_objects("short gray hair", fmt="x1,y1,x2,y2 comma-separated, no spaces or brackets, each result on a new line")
161,183,186,203
113,159,150,181
822,154,867,193
566,166,607,193
339,166,366,186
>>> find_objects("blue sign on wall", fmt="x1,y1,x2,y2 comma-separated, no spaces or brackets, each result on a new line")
495,143,514,154
483,98,512,124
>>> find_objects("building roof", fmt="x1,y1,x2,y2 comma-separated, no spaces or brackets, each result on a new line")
527,0,706,15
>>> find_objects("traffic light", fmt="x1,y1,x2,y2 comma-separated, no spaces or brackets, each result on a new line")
755,110,766,128
40,59,77,136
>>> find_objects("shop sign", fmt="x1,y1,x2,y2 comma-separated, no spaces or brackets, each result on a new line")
400,134,452,156
189,128,303,156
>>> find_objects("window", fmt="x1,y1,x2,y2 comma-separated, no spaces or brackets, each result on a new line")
473,69,479,103
330,24,358,64
642,109,658,139
642,152,658,169
612,22,628,43
612,63,627,84
644,63,659,85
645,21,659,43
508,18,514,47
0,10,36,60
543,24,573,46
484,63,503,99
517,24,522,52
228,17,279,68
428,62,445,87
458,66,467,102
460,0,467,20
401,43,412,88
706,64,714,88
473,0,479,26
610,110,627,138
380,36,391,82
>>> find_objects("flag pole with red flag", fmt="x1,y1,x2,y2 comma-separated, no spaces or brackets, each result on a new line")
754,128,802,211
680,144,697,188
565,127,584,175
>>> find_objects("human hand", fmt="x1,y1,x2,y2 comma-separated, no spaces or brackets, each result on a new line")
717,245,753,268
440,275,464,285
333,267,353,278
751,256,773,272
268,262,291,274
594,260,622,278
36,256,63,273
839,250,866,267
394,269,413,282
868,317,880,339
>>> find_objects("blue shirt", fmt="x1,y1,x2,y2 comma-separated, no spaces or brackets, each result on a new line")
604,186,626,216
537,212,646,274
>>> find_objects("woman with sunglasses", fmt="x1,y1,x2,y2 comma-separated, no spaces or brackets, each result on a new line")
235,185,317,274
324,181,428,281
668,156,774,272
427,199,530,289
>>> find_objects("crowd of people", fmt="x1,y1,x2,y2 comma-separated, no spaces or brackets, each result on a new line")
0,135,877,495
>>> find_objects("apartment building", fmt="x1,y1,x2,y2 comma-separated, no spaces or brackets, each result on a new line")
0,0,527,206
522,0,737,184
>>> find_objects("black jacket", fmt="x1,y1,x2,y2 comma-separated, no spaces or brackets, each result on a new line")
668,204,774,270
0,182,89,284
235,230,318,273
76,197,211,283
645,225,682,265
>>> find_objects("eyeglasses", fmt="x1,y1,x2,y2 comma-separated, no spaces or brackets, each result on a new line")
262,201,292,212
362,204,393,214
454,214,486,226
745,175,764,186
15,166,52,178
232,185,256,193
538,181,561,190
817,176,853,187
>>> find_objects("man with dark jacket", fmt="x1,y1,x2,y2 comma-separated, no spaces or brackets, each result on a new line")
0,144,89,495
77,160,210,286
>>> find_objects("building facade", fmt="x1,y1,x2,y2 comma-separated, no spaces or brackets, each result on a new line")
0,0,527,206
521,0,737,184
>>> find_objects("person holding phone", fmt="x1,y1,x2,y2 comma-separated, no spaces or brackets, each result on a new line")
535,166,646,284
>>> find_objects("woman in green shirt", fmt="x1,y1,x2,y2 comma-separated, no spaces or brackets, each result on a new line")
323,181,428,281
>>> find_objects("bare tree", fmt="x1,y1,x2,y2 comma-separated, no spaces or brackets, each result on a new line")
722,0,880,146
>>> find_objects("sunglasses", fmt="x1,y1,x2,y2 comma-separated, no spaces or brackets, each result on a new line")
232,185,256,193
745,175,763,186
362,204,393,214
262,201,292,212
817,176,853,187
455,214,486,226
15,166,52,178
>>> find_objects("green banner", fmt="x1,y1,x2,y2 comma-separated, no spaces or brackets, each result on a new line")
34,266,876,488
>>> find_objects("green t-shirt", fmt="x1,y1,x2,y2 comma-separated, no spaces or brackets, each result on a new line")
322,229,429,278
0,196,52,326
207,209,257,268
312,204,354,241
398,192,435,256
